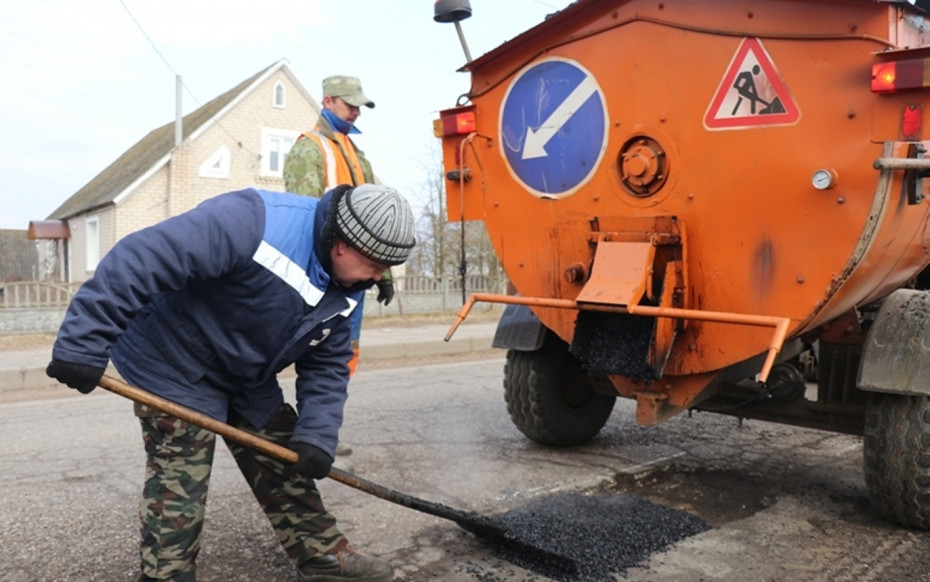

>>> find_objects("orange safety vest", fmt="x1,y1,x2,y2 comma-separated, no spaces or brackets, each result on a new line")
298,129,370,189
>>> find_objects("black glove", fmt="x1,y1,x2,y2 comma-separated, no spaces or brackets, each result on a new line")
292,443,333,480
375,277,394,306
46,359,106,394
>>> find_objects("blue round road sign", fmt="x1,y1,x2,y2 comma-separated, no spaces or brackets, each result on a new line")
499,58,608,198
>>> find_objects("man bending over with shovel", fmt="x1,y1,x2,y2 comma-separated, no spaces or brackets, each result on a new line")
46,184,415,582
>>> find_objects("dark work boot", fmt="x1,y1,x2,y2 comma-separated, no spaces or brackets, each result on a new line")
296,547,393,581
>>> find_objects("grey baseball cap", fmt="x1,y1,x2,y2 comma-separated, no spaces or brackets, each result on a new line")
322,75,375,108
334,184,416,266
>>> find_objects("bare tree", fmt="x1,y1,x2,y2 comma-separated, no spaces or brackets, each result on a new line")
407,155,448,278
407,147,505,299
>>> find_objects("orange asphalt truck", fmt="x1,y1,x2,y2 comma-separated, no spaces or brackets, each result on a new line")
435,0,930,529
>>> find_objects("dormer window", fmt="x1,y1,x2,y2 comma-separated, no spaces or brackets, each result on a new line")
273,82,286,108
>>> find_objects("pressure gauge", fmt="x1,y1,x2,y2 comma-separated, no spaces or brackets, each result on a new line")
812,168,838,190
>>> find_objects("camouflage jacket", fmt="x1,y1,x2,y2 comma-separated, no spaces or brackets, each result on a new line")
283,115,374,197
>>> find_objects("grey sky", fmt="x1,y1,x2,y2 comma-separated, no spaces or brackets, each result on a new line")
0,0,571,229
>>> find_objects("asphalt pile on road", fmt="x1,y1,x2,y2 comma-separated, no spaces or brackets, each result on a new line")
489,492,709,581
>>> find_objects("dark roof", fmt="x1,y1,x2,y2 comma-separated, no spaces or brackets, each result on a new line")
48,59,287,220
0,230,39,281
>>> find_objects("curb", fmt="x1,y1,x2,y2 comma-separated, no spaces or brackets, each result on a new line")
0,336,498,393
0,366,54,393
360,335,496,360
0,363,121,394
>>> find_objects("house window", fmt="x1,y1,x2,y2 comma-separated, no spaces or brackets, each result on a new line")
260,127,298,177
199,145,230,178
85,217,99,271
273,82,286,108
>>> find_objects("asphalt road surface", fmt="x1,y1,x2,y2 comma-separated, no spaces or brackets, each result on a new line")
2,355,928,581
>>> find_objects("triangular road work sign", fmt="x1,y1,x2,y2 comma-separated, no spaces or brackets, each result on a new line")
704,37,800,130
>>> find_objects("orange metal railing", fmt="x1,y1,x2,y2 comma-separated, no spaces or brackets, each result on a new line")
445,293,791,384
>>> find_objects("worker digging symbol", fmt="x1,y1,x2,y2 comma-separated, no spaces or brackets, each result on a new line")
732,65,787,116
704,37,800,130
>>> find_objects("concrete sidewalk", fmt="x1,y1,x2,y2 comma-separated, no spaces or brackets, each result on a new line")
0,319,500,393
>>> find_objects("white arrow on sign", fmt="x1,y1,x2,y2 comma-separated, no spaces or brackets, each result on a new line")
521,74,598,160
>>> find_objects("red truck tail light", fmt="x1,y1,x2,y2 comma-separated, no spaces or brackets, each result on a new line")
433,109,476,137
872,57,930,93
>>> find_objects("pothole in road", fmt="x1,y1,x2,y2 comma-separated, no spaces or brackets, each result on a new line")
396,467,776,581
612,466,777,526
486,492,710,581
460,468,774,581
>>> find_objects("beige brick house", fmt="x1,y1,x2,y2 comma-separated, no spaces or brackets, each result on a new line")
45,58,320,283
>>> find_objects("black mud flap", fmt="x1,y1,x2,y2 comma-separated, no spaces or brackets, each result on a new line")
859,288,930,395
492,303,546,351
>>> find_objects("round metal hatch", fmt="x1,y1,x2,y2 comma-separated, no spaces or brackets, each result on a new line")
618,135,669,197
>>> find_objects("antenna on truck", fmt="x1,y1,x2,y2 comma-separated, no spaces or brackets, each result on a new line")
434,0,473,63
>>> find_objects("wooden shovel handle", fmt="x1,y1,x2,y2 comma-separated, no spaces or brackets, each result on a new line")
96,374,492,527
100,374,298,462
97,374,578,575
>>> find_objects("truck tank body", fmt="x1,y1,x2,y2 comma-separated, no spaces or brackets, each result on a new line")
438,0,930,417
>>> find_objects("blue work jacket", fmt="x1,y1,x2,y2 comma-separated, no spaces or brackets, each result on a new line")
51,188,362,458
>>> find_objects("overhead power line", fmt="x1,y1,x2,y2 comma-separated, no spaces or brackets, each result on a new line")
115,0,258,157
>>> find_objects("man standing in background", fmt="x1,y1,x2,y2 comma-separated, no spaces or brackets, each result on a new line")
284,75,394,379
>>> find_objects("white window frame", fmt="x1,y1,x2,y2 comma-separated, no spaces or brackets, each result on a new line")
260,127,299,177
85,217,100,271
199,144,231,178
273,81,286,108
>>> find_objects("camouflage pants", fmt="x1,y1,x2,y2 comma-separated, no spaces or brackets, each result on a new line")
136,402,348,581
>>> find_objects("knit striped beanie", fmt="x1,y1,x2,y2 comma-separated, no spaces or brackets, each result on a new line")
333,184,416,266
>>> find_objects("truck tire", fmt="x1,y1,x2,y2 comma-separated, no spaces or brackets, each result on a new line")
863,392,930,529
504,330,616,446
